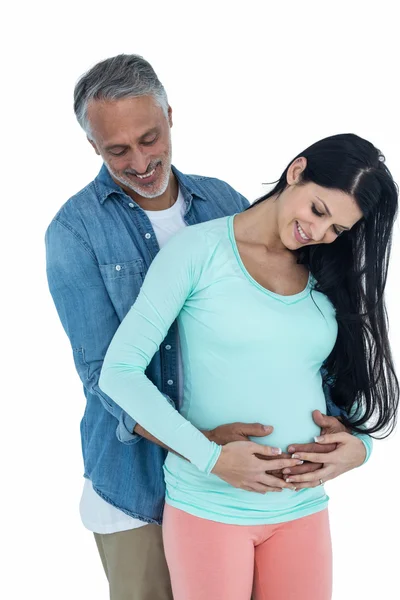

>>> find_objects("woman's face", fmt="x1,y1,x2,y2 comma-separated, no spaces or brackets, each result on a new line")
277,157,363,250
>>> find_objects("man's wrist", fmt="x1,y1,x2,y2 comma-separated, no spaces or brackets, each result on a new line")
201,429,213,442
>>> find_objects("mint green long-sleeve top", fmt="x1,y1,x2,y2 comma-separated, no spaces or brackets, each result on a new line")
100,216,372,525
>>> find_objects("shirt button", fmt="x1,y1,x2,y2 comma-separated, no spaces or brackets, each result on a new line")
167,379,173,386
115,265,121,271
145,233,151,240
128,203,134,208
165,345,172,350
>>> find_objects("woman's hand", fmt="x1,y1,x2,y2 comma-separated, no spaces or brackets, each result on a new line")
283,410,347,476
211,441,302,493
283,432,367,490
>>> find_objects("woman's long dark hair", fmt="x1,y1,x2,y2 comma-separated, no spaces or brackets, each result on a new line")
251,133,399,436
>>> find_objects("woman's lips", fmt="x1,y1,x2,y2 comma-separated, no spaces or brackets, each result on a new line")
294,221,311,244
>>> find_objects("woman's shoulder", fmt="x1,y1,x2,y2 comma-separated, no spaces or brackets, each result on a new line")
184,215,230,236
164,216,231,251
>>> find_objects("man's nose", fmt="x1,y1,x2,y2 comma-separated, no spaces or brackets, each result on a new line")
128,150,151,175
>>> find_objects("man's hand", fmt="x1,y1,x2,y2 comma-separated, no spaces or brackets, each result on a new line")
211,441,302,493
204,422,274,444
283,410,349,478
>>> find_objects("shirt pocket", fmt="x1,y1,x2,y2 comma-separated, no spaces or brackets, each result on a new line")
99,258,145,321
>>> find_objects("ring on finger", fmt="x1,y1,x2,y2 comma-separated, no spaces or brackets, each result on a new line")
319,478,324,486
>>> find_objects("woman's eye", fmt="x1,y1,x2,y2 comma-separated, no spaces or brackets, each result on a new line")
312,204,324,217
311,203,344,237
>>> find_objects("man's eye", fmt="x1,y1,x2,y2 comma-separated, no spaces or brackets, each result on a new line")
110,149,127,157
312,204,324,217
142,137,157,146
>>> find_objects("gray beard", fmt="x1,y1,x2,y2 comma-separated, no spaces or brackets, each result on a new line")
105,155,172,199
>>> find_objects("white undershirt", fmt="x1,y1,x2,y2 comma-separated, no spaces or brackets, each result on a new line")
80,188,187,533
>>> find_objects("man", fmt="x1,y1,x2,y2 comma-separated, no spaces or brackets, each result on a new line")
46,54,349,600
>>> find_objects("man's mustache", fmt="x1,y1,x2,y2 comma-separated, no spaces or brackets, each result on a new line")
124,160,161,177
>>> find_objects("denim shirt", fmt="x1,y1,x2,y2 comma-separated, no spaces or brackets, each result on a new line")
46,164,251,524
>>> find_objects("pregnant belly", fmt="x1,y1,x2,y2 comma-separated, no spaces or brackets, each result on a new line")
186,376,327,451
248,403,325,450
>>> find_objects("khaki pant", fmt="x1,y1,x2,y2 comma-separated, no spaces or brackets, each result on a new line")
94,525,173,600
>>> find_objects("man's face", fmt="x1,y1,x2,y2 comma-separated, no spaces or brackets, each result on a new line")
87,95,173,199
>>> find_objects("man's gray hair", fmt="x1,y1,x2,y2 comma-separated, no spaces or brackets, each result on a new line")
74,54,169,137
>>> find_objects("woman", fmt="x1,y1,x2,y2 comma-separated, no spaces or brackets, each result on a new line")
99,133,398,599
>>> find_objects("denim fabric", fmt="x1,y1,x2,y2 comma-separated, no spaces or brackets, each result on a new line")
46,164,249,523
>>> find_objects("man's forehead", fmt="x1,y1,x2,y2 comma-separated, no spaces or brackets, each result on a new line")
87,96,164,140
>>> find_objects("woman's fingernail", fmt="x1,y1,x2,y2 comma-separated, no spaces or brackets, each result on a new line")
314,436,324,442
285,478,292,483
296,460,304,465
272,447,282,455
288,446,295,453
291,453,300,459
283,468,291,474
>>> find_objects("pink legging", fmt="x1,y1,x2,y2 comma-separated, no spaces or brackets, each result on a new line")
163,504,332,600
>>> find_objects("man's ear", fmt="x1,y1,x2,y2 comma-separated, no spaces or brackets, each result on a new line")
88,137,101,156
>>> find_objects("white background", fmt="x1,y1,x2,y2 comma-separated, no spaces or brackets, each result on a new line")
3,1,400,598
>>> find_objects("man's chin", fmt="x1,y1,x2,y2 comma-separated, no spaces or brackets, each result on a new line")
113,174,159,197
127,180,163,198
107,161,171,199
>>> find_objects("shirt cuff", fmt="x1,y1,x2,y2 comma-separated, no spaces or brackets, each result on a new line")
116,411,142,444
203,443,222,475
353,432,373,465
116,394,177,444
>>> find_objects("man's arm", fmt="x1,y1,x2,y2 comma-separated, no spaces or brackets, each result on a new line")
45,218,141,444
134,421,279,454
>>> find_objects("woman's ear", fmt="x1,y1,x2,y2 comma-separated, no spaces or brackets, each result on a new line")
287,157,307,185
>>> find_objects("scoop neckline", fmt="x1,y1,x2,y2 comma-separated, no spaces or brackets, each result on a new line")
227,214,312,305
